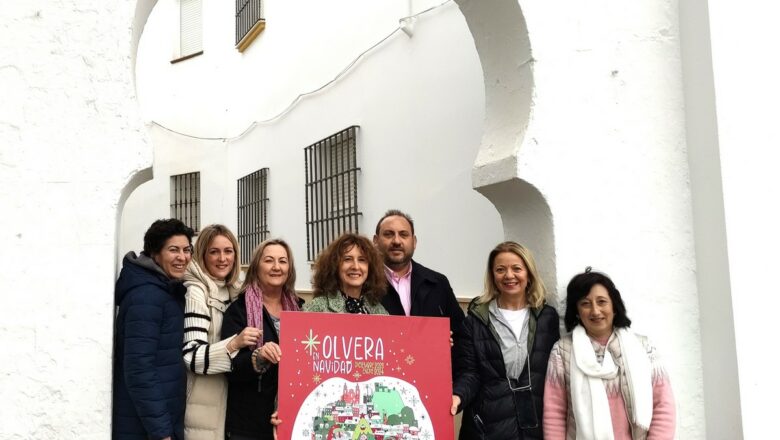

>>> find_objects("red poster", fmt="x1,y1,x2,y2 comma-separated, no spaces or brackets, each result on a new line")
277,311,453,440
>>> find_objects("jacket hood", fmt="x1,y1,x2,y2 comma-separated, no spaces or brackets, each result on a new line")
467,296,546,325
115,251,181,304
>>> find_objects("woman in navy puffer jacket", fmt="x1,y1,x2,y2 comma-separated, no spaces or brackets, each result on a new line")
113,219,194,440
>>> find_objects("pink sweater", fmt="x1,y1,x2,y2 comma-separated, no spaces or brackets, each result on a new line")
543,334,676,440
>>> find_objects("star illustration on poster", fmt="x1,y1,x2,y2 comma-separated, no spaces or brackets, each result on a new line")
277,312,453,439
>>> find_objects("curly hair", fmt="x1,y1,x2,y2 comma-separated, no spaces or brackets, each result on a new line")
477,241,547,308
192,224,241,285
242,238,297,295
143,218,194,256
312,233,387,305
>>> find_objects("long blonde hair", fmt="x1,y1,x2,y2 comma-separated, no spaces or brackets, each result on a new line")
477,241,546,308
192,224,241,285
242,238,297,294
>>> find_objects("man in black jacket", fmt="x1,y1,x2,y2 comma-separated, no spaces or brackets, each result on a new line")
373,210,465,345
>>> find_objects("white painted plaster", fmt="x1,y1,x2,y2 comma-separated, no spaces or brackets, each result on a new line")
464,1,706,437
0,1,151,438
707,2,780,438
679,0,742,437
5,0,764,437
123,0,503,297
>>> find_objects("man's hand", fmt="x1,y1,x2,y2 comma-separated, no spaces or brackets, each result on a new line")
450,395,461,415
271,411,282,440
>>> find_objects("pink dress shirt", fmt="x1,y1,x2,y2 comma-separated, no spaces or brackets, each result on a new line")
384,264,413,316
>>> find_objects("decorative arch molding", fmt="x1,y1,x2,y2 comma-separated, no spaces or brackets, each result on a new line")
454,0,556,295
132,0,160,84
477,179,556,307
454,0,533,188
130,0,554,293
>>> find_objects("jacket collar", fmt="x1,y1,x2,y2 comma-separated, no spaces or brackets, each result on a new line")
325,292,347,313
468,297,545,352
408,260,434,308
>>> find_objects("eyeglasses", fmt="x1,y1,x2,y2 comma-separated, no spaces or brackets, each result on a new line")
506,356,539,429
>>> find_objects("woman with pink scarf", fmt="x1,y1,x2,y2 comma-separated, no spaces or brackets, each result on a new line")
543,268,676,440
221,239,303,440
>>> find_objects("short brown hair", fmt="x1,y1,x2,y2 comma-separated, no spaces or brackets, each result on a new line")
312,233,387,304
192,224,241,285
374,209,415,235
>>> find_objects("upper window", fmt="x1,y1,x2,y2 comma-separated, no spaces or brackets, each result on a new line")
237,168,270,264
304,126,361,261
173,0,203,63
170,172,201,233
235,0,266,52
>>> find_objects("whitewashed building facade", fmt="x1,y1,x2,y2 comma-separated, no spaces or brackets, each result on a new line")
2,0,778,438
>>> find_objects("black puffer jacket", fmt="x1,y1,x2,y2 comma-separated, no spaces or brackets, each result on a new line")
221,294,304,439
453,299,559,440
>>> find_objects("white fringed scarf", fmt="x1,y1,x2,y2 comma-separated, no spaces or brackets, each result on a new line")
570,326,653,440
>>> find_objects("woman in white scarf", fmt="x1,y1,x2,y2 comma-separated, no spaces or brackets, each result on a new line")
542,269,676,440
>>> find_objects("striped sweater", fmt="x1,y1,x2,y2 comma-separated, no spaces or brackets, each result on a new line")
181,260,240,440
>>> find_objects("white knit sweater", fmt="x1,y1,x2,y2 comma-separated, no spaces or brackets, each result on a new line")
182,260,240,440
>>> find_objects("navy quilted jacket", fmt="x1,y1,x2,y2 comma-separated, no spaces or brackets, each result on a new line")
112,252,186,440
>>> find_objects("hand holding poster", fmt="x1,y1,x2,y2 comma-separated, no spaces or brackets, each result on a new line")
277,312,453,440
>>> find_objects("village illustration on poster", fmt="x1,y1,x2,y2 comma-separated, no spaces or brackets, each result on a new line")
277,312,453,440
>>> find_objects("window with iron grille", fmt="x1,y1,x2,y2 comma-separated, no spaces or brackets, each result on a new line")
304,126,361,261
170,172,201,232
237,168,269,264
235,0,265,52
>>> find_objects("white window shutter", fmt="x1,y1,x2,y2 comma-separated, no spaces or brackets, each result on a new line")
180,0,202,56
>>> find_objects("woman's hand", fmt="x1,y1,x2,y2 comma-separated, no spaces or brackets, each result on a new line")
271,411,282,440
229,326,262,351
259,342,282,364
450,395,461,415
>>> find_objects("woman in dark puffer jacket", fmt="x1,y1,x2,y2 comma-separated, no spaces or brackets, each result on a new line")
221,239,303,439
452,242,560,440
113,219,194,440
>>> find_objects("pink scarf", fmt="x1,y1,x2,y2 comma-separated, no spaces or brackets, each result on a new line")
245,283,301,348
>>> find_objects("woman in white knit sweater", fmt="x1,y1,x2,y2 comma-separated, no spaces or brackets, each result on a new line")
182,225,262,440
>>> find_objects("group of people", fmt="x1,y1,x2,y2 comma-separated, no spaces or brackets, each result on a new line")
112,210,675,440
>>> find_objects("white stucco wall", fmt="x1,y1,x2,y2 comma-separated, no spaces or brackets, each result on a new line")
475,1,706,438
122,0,503,296
707,2,780,438
6,0,772,437
0,2,150,438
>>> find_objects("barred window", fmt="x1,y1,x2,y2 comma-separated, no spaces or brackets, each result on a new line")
304,126,361,261
170,172,201,232
235,0,266,52
237,168,269,264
